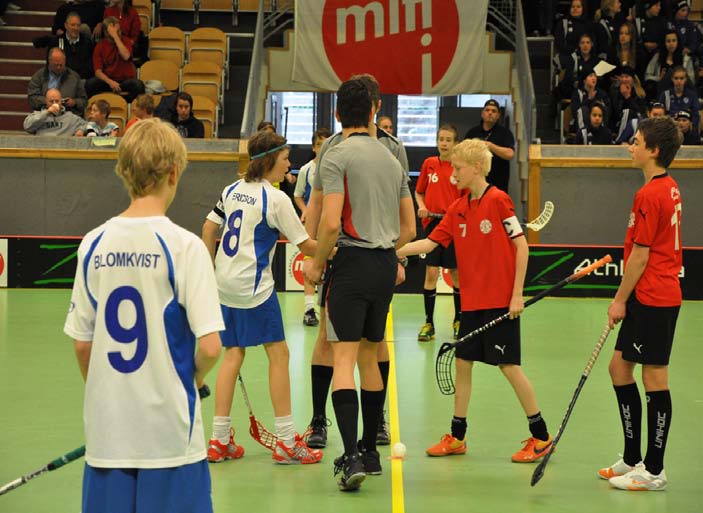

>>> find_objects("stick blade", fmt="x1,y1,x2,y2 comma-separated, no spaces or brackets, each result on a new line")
531,460,547,486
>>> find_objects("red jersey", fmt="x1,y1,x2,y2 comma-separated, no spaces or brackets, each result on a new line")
93,36,135,81
429,186,524,311
624,173,682,306
416,156,465,228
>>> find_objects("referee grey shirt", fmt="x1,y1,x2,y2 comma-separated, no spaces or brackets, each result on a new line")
319,133,410,250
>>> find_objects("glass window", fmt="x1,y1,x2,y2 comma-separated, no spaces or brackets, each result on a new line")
279,92,315,144
396,95,439,146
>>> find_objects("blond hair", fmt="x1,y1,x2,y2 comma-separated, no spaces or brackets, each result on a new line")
451,139,492,177
115,118,187,198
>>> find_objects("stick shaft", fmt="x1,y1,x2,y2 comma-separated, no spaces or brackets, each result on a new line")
237,374,255,417
0,445,85,496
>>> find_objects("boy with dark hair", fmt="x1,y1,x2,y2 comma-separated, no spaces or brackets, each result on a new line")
600,116,683,491
173,92,204,139
305,78,415,491
415,124,463,341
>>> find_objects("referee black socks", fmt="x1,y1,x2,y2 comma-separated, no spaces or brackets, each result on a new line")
361,389,385,453
614,383,643,466
644,389,672,475
423,288,436,325
332,389,359,456
311,365,334,418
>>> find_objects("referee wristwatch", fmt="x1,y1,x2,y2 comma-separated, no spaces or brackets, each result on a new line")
398,257,409,267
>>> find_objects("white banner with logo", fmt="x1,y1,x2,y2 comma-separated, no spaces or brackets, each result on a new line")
0,239,7,287
293,0,488,94
285,242,306,291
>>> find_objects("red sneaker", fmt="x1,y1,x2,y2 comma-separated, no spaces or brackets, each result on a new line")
272,439,323,465
511,436,552,463
425,434,467,457
207,430,245,462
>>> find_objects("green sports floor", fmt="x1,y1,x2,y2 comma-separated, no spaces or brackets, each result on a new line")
0,289,701,513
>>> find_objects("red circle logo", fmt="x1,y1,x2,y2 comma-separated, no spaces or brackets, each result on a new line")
291,252,306,286
322,0,460,93
0,252,4,278
441,267,453,288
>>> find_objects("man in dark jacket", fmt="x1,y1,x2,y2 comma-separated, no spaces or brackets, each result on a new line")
27,47,87,114
173,92,204,139
34,11,94,80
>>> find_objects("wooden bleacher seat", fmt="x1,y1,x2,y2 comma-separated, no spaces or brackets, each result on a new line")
191,95,218,138
139,59,181,94
188,27,229,85
148,26,186,67
133,0,154,35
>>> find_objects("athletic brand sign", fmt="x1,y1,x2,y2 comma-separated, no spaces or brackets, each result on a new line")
285,243,305,291
293,0,488,94
0,239,7,287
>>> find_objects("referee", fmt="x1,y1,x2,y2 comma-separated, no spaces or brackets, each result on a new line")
305,78,415,492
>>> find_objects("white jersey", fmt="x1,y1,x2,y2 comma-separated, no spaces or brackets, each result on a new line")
207,178,309,308
64,216,225,469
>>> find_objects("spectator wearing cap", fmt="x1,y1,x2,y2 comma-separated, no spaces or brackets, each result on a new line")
463,99,515,193
610,67,646,144
635,1,667,60
571,69,611,132
668,0,701,57
27,47,87,115
674,109,701,144
574,102,613,144
554,0,596,55
647,101,667,117
658,65,700,130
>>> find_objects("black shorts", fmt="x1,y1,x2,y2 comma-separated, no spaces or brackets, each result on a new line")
423,219,457,269
615,294,680,365
325,246,396,343
455,308,521,365
317,261,333,309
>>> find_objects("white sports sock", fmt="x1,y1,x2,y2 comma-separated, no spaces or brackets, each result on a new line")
213,416,231,445
275,415,295,447
304,295,315,311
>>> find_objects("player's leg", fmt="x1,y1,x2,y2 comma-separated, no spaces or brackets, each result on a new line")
641,365,671,478
449,268,461,339
426,356,471,456
358,339,384,474
209,307,246,463
419,264,439,341
302,273,319,326
375,339,391,445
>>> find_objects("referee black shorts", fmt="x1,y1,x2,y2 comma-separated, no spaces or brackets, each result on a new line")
317,261,332,309
326,246,396,343
615,294,680,365
423,218,457,269
455,308,521,365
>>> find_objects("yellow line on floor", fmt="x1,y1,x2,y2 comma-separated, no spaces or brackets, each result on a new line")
386,305,405,513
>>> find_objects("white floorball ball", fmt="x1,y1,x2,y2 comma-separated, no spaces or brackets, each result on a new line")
392,442,407,458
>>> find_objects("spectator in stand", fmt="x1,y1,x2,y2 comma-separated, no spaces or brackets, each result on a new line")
556,32,602,99
658,65,700,131
52,0,105,38
124,94,154,132
634,2,668,67
610,68,646,143
595,0,624,58
84,98,119,137
173,92,204,139
575,102,614,144
377,115,394,135
86,16,144,102
645,30,695,98
668,0,700,57
94,0,140,48
571,69,611,132
28,47,87,115
606,22,642,76
33,12,94,80
257,120,276,132
674,110,701,144
24,88,86,136
554,0,596,54
647,101,667,117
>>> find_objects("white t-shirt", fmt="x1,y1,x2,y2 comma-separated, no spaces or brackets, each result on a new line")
64,216,224,469
207,178,309,308
294,159,316,203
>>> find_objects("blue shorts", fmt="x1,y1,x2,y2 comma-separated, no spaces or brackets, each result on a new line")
82,460,212,513
220,292,285,347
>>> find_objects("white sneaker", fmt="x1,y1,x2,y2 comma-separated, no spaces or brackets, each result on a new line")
597,457,638,480
609,463,667,491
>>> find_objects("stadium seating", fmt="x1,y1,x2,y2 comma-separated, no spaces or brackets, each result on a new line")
148,26,186,67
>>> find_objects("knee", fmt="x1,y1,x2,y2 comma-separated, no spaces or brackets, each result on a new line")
608,358,633,384
425,266,439,283
642,367,669,391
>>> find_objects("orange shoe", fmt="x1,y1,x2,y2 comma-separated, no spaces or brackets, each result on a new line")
426,434,467,457
511,436,552,463
207,429,245,462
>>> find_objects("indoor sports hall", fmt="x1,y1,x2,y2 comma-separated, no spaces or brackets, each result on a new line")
1,1,702,512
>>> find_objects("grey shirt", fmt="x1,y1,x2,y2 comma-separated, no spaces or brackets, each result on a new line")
23,109,86,136
319,133,409,249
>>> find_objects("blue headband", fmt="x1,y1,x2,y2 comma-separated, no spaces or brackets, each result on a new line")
250,143,288,160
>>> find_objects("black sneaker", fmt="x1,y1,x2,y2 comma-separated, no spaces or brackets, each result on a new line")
305,415,328,448
303,308,319,326
358,440,382,475
376,410,390,445
333,453,366,491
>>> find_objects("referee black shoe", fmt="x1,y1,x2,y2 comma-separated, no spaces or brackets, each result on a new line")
305,415,328,448
376,410,390,445
303,308,319,326
358,440,382,475
334,453,366,491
